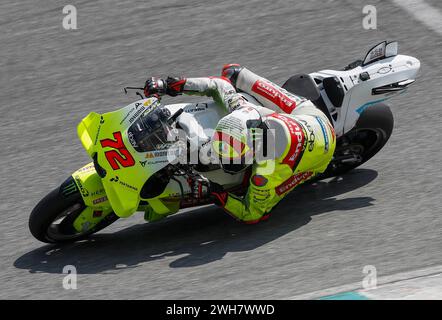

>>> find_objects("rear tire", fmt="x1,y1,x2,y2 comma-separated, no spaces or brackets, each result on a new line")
29,177,119,243
321,103,394,177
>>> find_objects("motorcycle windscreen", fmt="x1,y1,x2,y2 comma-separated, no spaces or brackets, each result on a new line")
127,107,173,152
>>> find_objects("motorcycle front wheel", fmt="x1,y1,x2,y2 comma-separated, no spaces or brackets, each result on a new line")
29,177,119,243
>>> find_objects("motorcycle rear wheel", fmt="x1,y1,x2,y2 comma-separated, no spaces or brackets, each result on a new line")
320,103,394,178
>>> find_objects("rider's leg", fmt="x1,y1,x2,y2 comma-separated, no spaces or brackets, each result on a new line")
231,67,334,131
235,68,307,114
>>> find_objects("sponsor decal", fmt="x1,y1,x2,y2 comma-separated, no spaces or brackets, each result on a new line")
369,47,384,61
109,176,138,191
61,180,78,197
92,196,108,205
270,113,305,170
139,160,147,167
74,175,89,197
185,103,208,113
251,80,297,113
93,210,103,218
120,107,135,124
90,189,105,197
299,119,315,152
128,106,145,124
93,116,105,146
146,159,170,165
227,95,245,111
154,142,174,150
77,164,95,173
315,116,330,153
119,102,149,125
251,174,268,187
275,171,313,196
377,66,392,74
128,131,138,148
145,149,181,159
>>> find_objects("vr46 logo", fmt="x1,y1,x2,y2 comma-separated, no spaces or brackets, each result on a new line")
100,132,135,170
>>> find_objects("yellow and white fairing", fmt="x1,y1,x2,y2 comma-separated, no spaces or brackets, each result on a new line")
77,97,179,218
70,163,114,232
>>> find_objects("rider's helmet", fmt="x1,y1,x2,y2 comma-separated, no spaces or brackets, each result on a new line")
211,107,264,174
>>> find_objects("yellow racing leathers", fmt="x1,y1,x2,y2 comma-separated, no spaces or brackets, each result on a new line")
221,106,336,223
177,69,336,223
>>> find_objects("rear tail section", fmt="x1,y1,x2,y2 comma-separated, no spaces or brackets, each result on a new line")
309,41,420,136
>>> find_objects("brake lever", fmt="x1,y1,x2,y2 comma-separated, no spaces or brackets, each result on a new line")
136,92,145,100
123,86,146,99
123,86,144,94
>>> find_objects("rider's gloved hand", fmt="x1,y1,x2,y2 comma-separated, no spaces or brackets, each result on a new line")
209,181,228,207
144,77,167,97
144,76,186,98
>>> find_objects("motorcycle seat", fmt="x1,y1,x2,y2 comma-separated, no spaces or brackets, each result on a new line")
282,73,320,101
282,73,333,124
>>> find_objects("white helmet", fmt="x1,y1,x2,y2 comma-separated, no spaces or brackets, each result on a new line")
211,107,264,174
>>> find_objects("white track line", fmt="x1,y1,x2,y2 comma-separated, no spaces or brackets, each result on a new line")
361,273,442,300
391,0,442,36
289,264,442,299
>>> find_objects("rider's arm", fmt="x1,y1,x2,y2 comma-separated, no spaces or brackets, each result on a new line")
181,77,244,113
144,76,245,113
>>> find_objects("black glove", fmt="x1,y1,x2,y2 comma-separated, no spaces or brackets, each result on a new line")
144,76,186,98
144,77,167,97
209,181,228,207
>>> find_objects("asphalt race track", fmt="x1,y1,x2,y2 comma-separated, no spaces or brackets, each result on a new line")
1,0,441,299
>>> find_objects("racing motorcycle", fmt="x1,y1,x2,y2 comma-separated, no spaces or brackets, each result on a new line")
29,41,420,243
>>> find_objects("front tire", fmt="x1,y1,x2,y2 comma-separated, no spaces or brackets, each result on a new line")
322,103,394,177
29,177,119,243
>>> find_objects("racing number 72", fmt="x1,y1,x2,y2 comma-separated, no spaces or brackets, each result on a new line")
100,131,135,170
